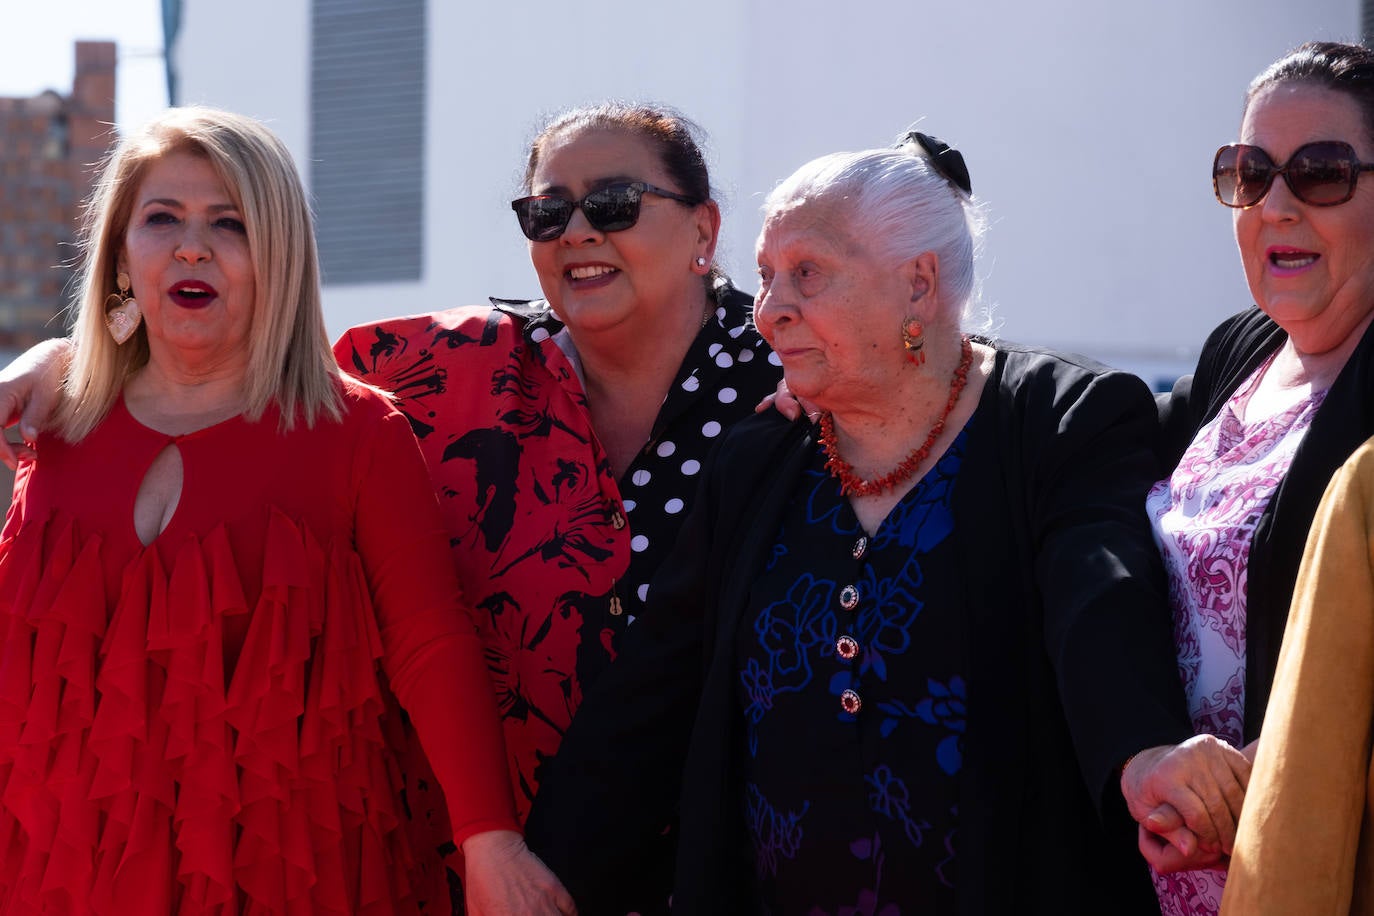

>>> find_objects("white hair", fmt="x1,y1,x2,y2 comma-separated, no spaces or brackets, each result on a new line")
763,139,988,326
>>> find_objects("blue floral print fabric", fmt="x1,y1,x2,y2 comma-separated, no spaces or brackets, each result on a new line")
736,427,970,915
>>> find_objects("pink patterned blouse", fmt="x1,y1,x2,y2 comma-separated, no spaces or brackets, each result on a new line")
1144,356,1327,916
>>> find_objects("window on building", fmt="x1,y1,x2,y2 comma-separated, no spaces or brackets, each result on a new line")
311,0,425,284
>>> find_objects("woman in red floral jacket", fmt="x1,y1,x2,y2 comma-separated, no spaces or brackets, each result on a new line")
334,103,784,912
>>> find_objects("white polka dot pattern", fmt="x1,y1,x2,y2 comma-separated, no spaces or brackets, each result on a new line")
348,291,778,828
614,287,782,624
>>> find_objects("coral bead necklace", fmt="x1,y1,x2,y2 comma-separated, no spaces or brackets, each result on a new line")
819,335,973,497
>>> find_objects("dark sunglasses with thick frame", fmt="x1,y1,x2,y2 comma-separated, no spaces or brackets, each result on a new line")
1213,140,1374,208
511,181,699,242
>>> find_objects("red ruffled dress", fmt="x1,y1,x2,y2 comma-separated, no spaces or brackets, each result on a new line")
0,379,517,914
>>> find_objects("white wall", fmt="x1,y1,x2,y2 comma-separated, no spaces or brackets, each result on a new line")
172,0,312,165
174,0,1359,385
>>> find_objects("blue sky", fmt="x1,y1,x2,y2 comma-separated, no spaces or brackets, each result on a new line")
3,0,168,129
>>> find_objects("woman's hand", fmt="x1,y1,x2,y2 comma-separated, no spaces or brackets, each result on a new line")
1132,806,1224,874
1120,735,1251,872
0,337,72,469
461,829,578,916
754,377,817,421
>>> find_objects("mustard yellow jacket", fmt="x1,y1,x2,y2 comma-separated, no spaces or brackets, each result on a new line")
1222,436,1374,915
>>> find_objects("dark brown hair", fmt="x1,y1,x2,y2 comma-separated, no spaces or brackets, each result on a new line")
1249,41,1374,144
522,102,729,294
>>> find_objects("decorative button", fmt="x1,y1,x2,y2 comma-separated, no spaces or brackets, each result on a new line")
611,511,626,530
836,635,859,660
840,688,862,715
852,536,868,559
839,584,859,610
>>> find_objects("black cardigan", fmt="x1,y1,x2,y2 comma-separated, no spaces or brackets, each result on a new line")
528,341,1192,915
1157,307,1374,741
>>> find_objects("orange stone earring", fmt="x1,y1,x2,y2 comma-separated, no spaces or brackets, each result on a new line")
901,317,926,366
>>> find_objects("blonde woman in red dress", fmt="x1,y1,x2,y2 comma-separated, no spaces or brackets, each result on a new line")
0,108,571,915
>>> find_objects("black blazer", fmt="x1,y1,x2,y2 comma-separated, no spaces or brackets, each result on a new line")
1157,307,1374,740
528,341,1192,915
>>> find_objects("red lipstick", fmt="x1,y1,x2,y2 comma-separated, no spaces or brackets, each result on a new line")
167,279,219,309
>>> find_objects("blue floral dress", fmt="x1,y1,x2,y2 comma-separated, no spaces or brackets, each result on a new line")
736,426,970,915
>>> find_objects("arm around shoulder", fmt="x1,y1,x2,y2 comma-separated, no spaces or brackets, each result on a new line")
0,337,73,469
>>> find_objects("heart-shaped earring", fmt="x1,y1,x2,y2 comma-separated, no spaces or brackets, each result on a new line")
104,271,142,345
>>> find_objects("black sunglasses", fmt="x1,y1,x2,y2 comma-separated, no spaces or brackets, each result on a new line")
1213,140,1374,208
511,181,699,241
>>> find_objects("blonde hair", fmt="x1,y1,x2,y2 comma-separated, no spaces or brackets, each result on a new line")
59,106,343,440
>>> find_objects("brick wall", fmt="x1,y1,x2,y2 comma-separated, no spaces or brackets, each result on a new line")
0,41,117,350
0,41,115,516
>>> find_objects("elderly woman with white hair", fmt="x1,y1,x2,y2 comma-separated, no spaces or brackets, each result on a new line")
525,133,1194,914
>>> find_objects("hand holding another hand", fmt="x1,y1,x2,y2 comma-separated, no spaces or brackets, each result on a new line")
1120,735,1252,873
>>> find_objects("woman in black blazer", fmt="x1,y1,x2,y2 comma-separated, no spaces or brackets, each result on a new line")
1122,41,1374,916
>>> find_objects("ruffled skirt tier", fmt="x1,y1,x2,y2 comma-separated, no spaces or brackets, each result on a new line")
0,509,427,915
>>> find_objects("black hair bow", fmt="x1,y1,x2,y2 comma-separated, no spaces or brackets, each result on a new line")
899,130,972,196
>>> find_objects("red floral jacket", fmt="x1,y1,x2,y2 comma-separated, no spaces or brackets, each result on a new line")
334,287,780,818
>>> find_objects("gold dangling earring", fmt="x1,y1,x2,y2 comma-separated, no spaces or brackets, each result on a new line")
901,317,926,366
104,271,142,345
